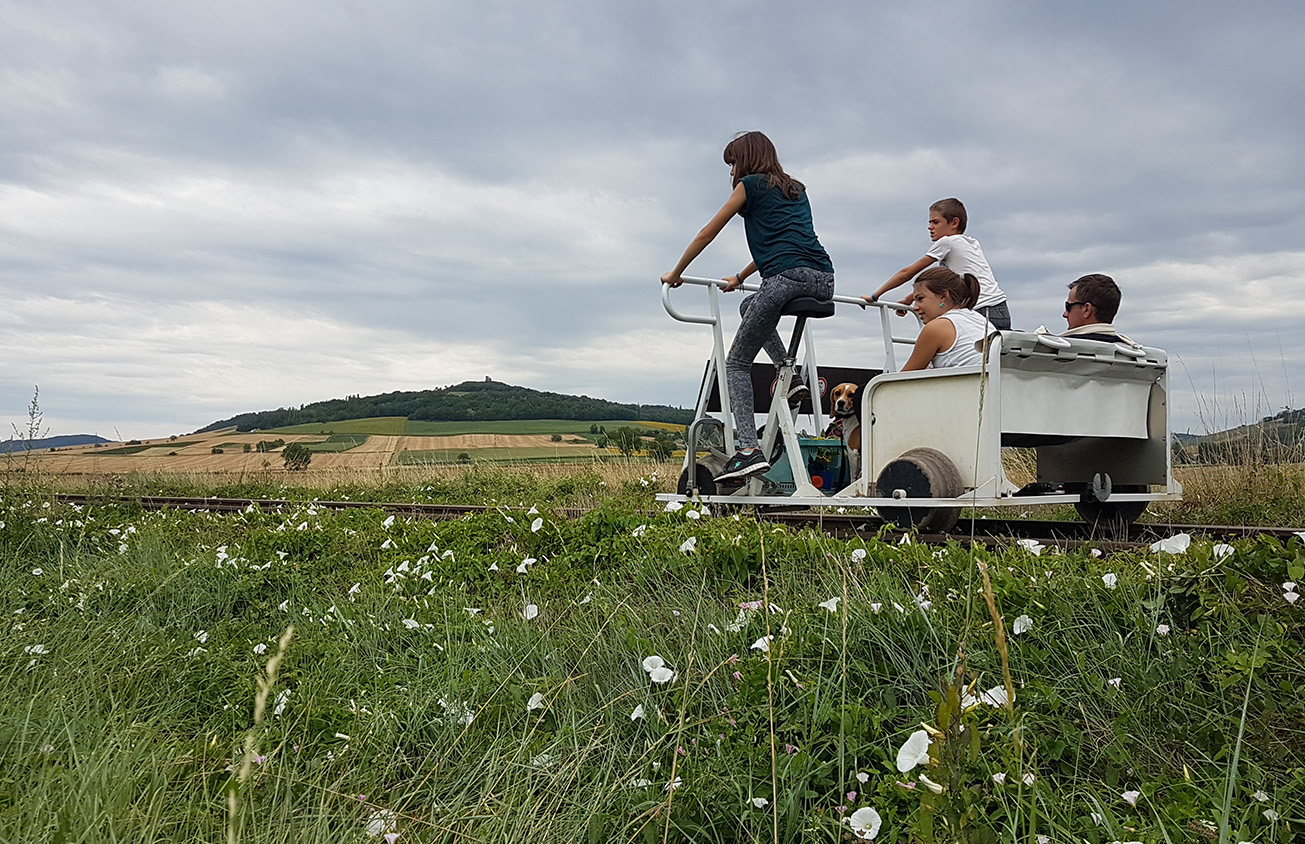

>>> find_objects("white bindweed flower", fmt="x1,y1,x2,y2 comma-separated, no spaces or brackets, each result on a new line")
665,777,682,791
679,537,697,554
845,806,882,840
896,730,931,772
1122,789,1140,806
401,619,419,629
1036,836,1049,844
1090,811,1105,826
870,602,883,614
1252,789,1269,802
272,689,291,717
1108,677,1122,689
631,524,647,537
992,772,1006,784
918,773,944,794
685,509,701,521
526,693,544,712
851,549,867,563
1284,582,1298,591
751,635,773,652
1263,808,1279,821
750,797,769,808
522,604,539,621
856,771,869,784
663,500,683,512
1016,538,1045,556
253,643,268,654
1212,543,1235,559
648,667,674,683
818,597,840,613
1012,614,1033,635
642,656,666,673
195,630,209,644
630,705,645,721
531,517,543,532
364,808,397,837
1102,573,1118,589
23,644,49,655
1021,772,1035,786
380,539,394,549
1156,623,1171,636
1285,591,1300,605
516,557,537,574
382,515,395,529
1149,533,1191,554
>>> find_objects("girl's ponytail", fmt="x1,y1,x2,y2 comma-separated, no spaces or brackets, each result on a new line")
960,273,981,309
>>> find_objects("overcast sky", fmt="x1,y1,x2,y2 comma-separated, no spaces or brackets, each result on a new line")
2,0,1302,439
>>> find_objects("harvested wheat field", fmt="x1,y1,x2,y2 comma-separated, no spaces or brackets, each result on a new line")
9,429,608,476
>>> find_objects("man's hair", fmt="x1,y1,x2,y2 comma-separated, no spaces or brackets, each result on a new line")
1069,273,1121,323
930,197,967,233
724,131,804,199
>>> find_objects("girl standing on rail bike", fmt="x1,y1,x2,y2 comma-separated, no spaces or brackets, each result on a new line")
661,131,836,482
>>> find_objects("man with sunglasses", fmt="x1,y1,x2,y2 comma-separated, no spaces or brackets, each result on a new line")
1061,273,1139,346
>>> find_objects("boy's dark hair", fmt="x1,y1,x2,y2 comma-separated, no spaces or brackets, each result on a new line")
916,266,980,309
1069,273,1121,323
930,197,967,233
724,131,805,199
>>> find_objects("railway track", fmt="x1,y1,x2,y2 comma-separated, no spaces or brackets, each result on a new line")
50,493,1304,551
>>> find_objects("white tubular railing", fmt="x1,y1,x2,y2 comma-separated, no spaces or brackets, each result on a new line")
660,275,919,374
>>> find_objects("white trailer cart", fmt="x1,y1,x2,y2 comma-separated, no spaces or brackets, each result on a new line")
658,276,1182,531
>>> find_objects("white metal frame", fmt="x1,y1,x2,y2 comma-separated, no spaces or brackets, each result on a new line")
659,276,1183,513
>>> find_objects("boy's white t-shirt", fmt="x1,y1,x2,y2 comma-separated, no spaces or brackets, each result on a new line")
925,234,1005,309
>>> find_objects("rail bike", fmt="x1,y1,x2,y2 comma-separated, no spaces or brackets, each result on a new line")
657,276,1182,532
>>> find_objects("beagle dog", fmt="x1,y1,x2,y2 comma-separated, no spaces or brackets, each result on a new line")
823,382,862,479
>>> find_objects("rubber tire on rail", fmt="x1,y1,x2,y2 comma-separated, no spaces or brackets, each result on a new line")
676,462,718,497
1074,486,1147,537
874,447,963,533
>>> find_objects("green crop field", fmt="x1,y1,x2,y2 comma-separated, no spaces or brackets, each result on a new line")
263,418,679,438
398,446,642,465
269,417,408,436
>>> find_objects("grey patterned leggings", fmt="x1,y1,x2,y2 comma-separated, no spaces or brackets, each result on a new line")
726,267,835,449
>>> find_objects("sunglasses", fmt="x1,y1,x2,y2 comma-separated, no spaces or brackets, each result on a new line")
1064,300,1090,311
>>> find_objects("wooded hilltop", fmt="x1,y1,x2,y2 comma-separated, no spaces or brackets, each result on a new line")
194,379,694,433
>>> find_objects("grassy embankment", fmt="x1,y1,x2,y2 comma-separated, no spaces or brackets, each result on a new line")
1,464,1302,843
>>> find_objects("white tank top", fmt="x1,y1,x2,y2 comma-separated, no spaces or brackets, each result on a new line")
932,309,988,368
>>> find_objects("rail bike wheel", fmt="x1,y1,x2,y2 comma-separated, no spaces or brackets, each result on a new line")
676,462,718,497
1074,478,1147,537
874,447,963,533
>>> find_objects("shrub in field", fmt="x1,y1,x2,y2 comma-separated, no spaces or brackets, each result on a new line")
282,443,311,471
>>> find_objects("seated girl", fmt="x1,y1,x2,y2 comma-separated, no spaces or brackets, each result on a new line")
900,267,989,371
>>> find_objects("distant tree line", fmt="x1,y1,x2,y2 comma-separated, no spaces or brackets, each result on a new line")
195,380,693,433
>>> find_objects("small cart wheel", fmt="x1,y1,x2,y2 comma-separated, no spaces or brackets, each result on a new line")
1074,485,1147,536
875,447,963,533
677,462,718,497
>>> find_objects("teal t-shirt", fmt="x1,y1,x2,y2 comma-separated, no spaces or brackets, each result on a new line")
738,174,834,277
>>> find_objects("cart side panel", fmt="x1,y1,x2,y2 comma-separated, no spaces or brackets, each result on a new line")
1034,380,1171,486
863,370,1004,494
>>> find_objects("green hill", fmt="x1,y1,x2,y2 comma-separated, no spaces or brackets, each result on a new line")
195,380,693,434
1175,406,1305,463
